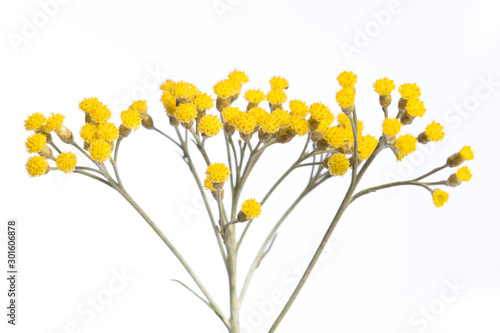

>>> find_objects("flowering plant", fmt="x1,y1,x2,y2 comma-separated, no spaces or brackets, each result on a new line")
24,70,473,332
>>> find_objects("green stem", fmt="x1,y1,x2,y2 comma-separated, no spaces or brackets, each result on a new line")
412,164,448,181
153,126,182,148
350,180,433,203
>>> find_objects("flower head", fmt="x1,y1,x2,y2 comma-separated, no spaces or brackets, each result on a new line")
194,93,214,110
406,98,426,117
358,135,378,160
26,155,49,177
272,108,291,128
373,78,395,95
79,97,102,113
324,126,347,148
382,118,402,137
459,146,474,160
269,76,288,90
289,100,308,117
24,113,46,131
241,199,262,219
328,153,350,176
235,112,256,134
248,107,268,126
309,103,331,122
290,115,309,136
337,71,357,88
130,100,148,114
89,104,112,124
222,106,242,126
336,87,355,109
260,113,280,134
80,123,98,142
121,109,142,130
161,91,177,116
228,69,249,85
44,113,65,132
56,152,77,173
425,121,444,142
25,132,47,153
160,80,175,92
97,122,119,142
175,103,198,123
89,139,112,163
432,189,449,208
204,177,216,191
267,89,287,105
172,81,199,100
456,166,472,181
399,83,421,100
206,163,230,183
244,89,266,104
214,79,239,99
394,134,417,160
198,115,223,137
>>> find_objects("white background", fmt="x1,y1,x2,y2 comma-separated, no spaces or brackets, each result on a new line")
1,0,500,332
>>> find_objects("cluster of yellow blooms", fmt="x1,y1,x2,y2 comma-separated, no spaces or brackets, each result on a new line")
25,70,473,209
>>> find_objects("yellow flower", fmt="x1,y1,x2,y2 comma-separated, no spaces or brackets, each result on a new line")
228,69,249,85
222,107,242,126
382,118,402,137
55,152,77,173
459,146,474,160
161,91,177,116
25,132,47,153
244,89,266,104
269,76,288,90
289,100,308,117
324,126,347,148
121,109,142,130
89,139,112,163
130,100,148,114
97,122,119,142
204,177,216,191
394,134,417,159
272,108,291,128
172,81,199,100
267,89,287,105
406,98,426,117
425,121,444,142
194,93,214,110
206,163,231,183
26,155,49,177
290,115,309,136
373,78,395,95
89,104,112,124
336,88,355,109
309,103,332,122
338,113,363,142
214,79,239,99
456,166,472,181
79,97,102,113
399,83,421,100
241,199,262,219
316,112,334,133
24,113,46,131
248,107,268,126
80,123,98,142
432,189,449,208
327,153,350,176
160,80,175,92
198,115,223,137
337,71,357,88
44,113,65,132
235,112,256,134
175,103,198,123
358,135,378,160
260,113,280,134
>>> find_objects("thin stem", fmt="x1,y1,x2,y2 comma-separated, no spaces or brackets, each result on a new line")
73,170,113,188
111,138,123,186
350,180,433,203
412,164,448,182
189,128,211,165
75,166,102,174
153,126,182,148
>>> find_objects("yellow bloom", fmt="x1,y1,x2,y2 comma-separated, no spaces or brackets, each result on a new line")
399,83,421,100
241,199,262,219
260,113,280,134
206,163,231,183
432,189,449,208
80,123,98,142
382,118,402,137
289,100,308,117
55,152,77,173
89,139,112,163
214,79,239,99
406,98,426,117
358,135,378,160
425,121,444,142
316,112,334,133
459,146,474,160
267,89,287,105
79,97,102,113
89,104,112,124
244,89,266,104
175,103,198,123
235,112,256,134
172,81,199,100
26,155,49,177
44,113,65,132
24,113,46,131
269,76,288,90
204,177,216,191
338,113,363,142
194,93,214,110
373,78,395,95
272,108,291,128
456,166,472,181
161,91,177,116
336,88,355,109
228,69,249,85
97,122,119,142
121,109,142,130
222,106,242,126
160,80,175,91
395,134,417,159
289,115,309,136
25,132,47,153
337,71,357,88
328,153,350,176
324,126,347,148
198,115,223,137
248,107,268,126
130,100,148,114
309,103,332,122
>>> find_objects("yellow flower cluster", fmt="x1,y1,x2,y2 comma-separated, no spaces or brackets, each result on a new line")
206,163,231,184
241,199,262,219
198,115,223,137
327,153,350,176
374,78,396,96
244,89,266,105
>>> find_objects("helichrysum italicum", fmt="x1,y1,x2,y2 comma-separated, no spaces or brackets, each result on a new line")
460,146,474,160
97,122,119,142
228,69,249,86
25,132,47,153
172,81,199,100
80,123,98,142
290,115,309,136
121,109,142,130
337,71,357,88
309,103,331,123
89,104,112,124
269,76,288,90
130,100,148,114
374,78,395,96
26,155,48,177
324,126,347,148
406,98,426,117
56,152,77,173
358,135,378,160
222,107,242,126
248,107,268,126
206,163,231,184
272,109,291,129
328,153,350,176
214,79,239,99
456,166,472,181
383,118,402,137
394,134,417,160
235,112,256,135
194,93,214,111
432,189,449,208
24,113,46,131
336,87,355,109
175,103,198,124
79,97,102,113
399,83,421,100
44,113,65,132
289,100,309,117
240,199,262,219
244,89,266,104
267,89,287,105
198,115,223,137
89,139,112,163
425,121,445,142
259,113,280,134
